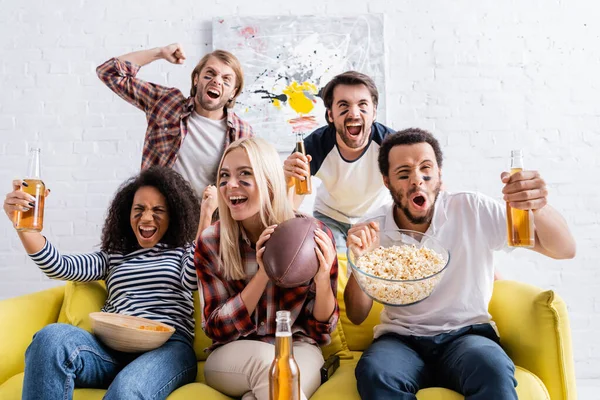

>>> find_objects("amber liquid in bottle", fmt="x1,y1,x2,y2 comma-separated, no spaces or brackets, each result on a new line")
294,134,312,195
506,151,534,247
15,148,45,232
269,311,300,400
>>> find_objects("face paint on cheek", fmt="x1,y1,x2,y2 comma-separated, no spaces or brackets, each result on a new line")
239,180,251,187
219,180,227,187
423,176,431,181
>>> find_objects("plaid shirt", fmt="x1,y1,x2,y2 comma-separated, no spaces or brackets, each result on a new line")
96,58,254,170
195,218,339,351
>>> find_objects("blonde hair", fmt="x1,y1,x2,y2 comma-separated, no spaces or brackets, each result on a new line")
217,137,295,280
190,49,244,109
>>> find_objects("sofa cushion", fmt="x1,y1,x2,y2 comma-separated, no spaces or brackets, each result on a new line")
309,352,549,400
489,280,575,400
0,372,233,400
58,281,107,332
336,255,384,351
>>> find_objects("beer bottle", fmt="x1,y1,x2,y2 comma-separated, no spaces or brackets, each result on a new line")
269,310,300,400
15,148,46,232
506,149,534,247
294,133,312,195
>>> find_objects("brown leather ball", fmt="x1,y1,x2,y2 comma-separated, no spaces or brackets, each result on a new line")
262,217,320,288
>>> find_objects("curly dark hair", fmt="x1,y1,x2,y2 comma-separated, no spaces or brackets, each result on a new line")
378,128,444,176
101,167,200,254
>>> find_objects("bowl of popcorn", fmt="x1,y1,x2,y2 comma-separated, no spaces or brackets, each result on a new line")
347,229,450,306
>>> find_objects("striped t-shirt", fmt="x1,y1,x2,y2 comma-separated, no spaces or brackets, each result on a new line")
29,239,198,341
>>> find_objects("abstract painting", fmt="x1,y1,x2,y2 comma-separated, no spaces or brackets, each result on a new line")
213,14,386,150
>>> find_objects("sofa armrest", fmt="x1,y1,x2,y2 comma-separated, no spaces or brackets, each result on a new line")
0,286,65,385
489,280,576,400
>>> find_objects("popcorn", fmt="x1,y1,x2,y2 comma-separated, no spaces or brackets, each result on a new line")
354,244,447,306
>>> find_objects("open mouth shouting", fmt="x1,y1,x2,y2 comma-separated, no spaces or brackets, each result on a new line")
138,225,158,241
206,87,221,100
229,195,248,207
409,192,429,212
345,120,363,139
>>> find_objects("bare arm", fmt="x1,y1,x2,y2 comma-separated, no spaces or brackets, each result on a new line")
345,221,379,324
312,228,337,322
344,273,373,325
531,204,576,259
502,171,576,259
117,43,186,67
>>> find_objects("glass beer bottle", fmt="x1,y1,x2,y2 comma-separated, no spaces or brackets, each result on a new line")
269,310,300,400
15,148,46,232
506,149,534,247
294,133,312,195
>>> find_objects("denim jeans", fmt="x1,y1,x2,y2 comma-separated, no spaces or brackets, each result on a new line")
313,211,351,253
355,324,518,400
22,323,197,400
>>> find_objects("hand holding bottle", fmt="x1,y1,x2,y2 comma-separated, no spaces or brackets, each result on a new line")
3,180,50,229
501,170,548,212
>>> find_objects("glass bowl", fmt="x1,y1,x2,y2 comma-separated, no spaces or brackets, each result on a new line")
347,229,450,306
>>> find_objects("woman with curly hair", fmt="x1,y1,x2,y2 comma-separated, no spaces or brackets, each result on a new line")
3,166,200,400
195,137,339,400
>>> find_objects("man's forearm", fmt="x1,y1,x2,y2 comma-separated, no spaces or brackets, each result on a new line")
117,47,163,67
344,274,373,325
532,204,576,259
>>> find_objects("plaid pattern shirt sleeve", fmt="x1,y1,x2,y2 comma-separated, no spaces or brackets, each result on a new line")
96,57,183,114
226,112,255,144
194,224,256,343
298,220,340,344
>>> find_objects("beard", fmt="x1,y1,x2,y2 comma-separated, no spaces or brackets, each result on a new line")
334,120,371,149
195,91,229,111
390,181,442,226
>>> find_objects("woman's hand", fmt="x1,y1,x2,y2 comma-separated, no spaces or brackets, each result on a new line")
255,225,277,279
3,180,49,226
313,228,335,286
201,185,218,216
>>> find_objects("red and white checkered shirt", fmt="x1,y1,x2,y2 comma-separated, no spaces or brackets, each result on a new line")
96,58,254,170
195,218,339,351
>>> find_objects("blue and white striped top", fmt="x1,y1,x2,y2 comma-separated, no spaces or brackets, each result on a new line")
29,239,198,341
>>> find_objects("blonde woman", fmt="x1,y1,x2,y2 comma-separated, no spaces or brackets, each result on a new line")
195,137,339,400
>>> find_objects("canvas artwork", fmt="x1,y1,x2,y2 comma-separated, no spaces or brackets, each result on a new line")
213,14,386,150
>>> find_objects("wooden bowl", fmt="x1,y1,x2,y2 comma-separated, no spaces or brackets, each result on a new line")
89,312,175,353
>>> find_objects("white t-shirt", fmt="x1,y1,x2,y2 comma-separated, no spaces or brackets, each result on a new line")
173,112,227,199
302,122,394,224
357,191,510,337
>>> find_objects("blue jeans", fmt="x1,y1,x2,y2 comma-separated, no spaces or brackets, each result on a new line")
22,323,197,400
355,324,518,400
313,211,351,253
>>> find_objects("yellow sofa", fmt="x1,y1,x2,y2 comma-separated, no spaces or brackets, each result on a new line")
0,256,577,399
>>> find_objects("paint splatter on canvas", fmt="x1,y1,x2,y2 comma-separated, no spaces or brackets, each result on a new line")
213,14,386,150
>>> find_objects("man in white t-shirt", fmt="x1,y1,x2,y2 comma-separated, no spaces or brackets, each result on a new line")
97,43,254,235
345,128,576,399
283,71,394,252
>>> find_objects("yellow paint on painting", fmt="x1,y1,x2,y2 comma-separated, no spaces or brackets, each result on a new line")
283,81,318,114
272,99,282,109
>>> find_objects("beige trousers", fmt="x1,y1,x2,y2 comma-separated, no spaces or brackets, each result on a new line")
204,340,324,400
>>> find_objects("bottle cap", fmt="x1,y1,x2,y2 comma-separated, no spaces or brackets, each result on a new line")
276,310,291,320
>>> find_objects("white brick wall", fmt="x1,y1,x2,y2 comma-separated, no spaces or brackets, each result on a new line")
1,0,599,394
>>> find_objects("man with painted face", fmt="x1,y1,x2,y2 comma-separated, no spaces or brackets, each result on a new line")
283,71,394,252
97,44,254,234
345,128,576,399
